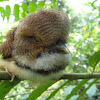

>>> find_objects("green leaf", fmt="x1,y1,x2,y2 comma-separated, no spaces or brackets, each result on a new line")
26,81,55,100
52,0,57,9
45,80,71,100
77,79,98,100
21,3,28,18
0,7,5,21
0,0,9,2
0,7,3,13
37,1,44,10
65,79,89,100
29,2,36,13
14,4,19,21
0,80,20,100
5,5,11,21
91,2,95,7
22,3,27,12
21,12,26,18
89,50,100,67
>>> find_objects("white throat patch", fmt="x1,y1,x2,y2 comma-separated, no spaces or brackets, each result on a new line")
14,53,71,71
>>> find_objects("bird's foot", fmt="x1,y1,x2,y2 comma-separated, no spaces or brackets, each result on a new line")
5,68,15,82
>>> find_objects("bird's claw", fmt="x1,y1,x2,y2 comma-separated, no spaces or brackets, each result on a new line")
5,68,15,82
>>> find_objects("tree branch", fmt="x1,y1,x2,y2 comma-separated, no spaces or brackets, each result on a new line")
0,71,12,80
0,71,100,80
60,73,100,80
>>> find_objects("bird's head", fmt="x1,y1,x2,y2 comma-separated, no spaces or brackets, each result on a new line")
11,9,71,82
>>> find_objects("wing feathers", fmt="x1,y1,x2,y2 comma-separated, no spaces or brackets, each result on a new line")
0,27,17,60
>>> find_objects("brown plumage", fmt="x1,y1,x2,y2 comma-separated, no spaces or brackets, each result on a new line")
0,9,71,83
0,27,16,60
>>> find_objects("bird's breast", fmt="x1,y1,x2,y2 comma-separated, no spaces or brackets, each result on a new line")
13,52,71,82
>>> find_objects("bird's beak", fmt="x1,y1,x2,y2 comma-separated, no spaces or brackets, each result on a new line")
53,44,69,54
49,44,70,54
56,44,69,54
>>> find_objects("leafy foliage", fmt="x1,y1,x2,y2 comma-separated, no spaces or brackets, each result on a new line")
27,81,55,100
0,80,20,100
65,79,89,100
89,50,100,68
45,80,71,100
29,2,36,13
21,3,28,18
0,0,100,100
14,4,19,21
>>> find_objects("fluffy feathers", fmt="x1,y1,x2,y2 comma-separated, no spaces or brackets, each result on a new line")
0,9,71,83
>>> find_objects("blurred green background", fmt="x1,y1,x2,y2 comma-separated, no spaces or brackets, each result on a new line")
0,0,100,100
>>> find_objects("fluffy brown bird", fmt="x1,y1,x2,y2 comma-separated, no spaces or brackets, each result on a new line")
0,9,71,83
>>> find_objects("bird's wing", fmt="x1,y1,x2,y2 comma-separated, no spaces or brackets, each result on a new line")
0,27,17,61
0,27,16,71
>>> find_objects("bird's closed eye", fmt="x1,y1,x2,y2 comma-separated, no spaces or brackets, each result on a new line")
28,36,41,43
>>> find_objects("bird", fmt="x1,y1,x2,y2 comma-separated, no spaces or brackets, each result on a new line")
0,9,71,83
